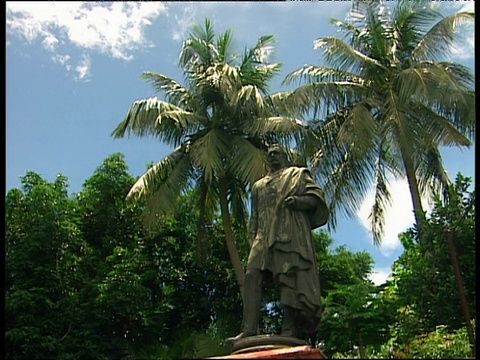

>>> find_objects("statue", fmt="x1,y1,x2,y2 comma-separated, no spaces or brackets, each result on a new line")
228,144,329,343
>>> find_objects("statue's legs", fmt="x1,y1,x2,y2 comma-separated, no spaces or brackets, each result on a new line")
281,305,298,338
241,268,263,336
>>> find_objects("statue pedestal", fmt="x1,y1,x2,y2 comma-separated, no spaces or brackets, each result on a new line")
204,335,326,359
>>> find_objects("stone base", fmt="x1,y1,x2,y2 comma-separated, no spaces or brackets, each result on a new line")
205,345,325,359
231,334,306,354
203,335,326,359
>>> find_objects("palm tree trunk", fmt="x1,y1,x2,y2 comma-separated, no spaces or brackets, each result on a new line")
401,151,425,228
445,228,476,356
218,176,246,299
196,184,209,265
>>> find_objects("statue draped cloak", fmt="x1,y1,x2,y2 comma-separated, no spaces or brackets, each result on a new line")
247,166,329,327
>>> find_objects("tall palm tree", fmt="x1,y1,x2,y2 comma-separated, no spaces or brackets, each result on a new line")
284,0,475,246
112,19,306,298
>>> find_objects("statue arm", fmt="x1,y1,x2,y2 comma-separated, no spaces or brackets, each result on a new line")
284,168,325,212
285,194,319,211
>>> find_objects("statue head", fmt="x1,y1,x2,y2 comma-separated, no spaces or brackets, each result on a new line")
267,144,289,172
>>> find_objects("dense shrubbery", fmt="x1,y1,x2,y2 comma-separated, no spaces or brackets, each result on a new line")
5,154,475,359
332,320,475,359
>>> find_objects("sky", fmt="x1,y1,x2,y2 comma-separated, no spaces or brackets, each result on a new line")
6,1,475,286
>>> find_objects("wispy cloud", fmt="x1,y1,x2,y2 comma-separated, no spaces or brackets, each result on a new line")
6,2,167,80
357,178,432,257
170,4,197,42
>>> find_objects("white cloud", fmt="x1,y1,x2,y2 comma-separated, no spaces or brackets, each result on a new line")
6,1,167,80
357,178,432,257
369,267,391,286
450,21,475,61
429,1,475,62
449,1,475,61
74,55,91,82
52,53,71,68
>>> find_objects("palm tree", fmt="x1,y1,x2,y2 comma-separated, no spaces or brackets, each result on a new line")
284,0,475,246
111,19,306,298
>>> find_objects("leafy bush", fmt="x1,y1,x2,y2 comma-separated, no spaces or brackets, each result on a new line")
393,322,475,359
331,320,475,359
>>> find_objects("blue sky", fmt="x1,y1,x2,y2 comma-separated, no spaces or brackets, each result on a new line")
6,1,475,285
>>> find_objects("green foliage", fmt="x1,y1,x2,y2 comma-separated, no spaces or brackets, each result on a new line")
316,234,374,294
317,173,476,357
395,322,475,359
6,153,475,359
390,174,475,338
5,154,245,359
5,172,85,359
333,320,476,359
319,282,397,357
5,7,475,357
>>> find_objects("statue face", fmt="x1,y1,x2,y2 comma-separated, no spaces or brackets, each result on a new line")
267,147,288,170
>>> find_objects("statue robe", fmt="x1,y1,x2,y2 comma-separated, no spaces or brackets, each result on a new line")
247,165,329,327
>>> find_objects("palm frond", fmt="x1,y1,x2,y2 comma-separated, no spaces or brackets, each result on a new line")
229,137,267,184
337,101,378,156
217,63,243,104
393,0,442,33
126,148,191,203
417,146,453,208
249,116,307,142
240,35,281,91
392,1,441,63
194,172,219,221
140,72,193,107
179,19,219,74
434,62,475,89
411,11,474,62
313,37,388,74
311,125,376,231
328,17,362,40
236,84,268,115
282,65,365,86
179,18,217,70
368,153,392,247
241,34,276,69
126,148,194,232
381,90,418,158
415,107,472,148
190,129,229,184
216,27,234,63
290,81,368,116
352,1,394,62
395,67,431,104
158,110,205,135
322,151,376,231
397,61,475,109
189,17,216,43
111,97,183,139
264,91,301,118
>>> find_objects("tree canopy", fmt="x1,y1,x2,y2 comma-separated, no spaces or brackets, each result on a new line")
284,0,475,246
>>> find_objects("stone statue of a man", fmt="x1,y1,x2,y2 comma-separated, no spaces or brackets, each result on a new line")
230,145,329,341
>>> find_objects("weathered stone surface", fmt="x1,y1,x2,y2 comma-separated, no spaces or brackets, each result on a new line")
203,335,326,359
230,334,306,354
203,344,326,359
